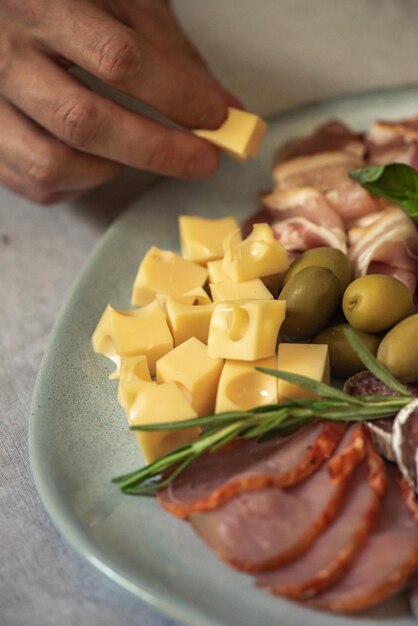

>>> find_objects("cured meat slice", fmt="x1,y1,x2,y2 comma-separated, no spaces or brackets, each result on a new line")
366,118,418,168
270,217,347,254
308,466,418,613
344,372,418,461
158,422,346,519
348,206,418,293
256,441,386,599
262,187,345,232
392,399,418,493
275,120,365,163
190,426,366,573
272,151,380,223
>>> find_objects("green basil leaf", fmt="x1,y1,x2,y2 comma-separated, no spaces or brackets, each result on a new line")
349,163,418,222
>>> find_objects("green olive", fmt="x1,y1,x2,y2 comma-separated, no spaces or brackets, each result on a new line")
342,274,414,333
313,324,381,378
377,314,418,382
278,266,341,340
283,247,351,295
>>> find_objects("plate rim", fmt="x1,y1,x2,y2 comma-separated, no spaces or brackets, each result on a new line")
29,82,418,626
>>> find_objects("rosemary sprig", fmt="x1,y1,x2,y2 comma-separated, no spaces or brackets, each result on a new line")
112,328,414,495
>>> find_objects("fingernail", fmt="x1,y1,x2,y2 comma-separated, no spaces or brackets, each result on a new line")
187,147,219,179
199,102,227,129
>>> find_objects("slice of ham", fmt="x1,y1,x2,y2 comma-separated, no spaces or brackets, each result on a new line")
158,422,346,519
275,120,365,163
308,466,418,613
256,440,386,599
190,425,366,573
272,151,380,223
366,118,418,169
348,206,418,293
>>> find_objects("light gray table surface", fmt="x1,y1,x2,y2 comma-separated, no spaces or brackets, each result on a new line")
4,1,418,624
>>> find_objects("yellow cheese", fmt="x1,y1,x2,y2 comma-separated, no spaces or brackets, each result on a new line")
277,343,330,400
129,382,200,463
156,287,211,312
131,246,208,306
207,299,286,361
207,259,229,283
194,107,267,160
179,215,239,265
91,301,173,376
116,355,152,412
215,356,277,413
119,379,155,416
222,224,288,282
156,337,223,417
165,298,214,346
209,278,273,302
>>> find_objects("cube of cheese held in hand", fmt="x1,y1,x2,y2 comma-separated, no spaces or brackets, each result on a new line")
131,246,208,306
222,224,288,283
207,300,286,361
277,343,330,401
179,215,238,265
156,337,223,417
193,108,267,160
165,297,214,346
91,301,173,376
215,356,277,413
129,382,200,463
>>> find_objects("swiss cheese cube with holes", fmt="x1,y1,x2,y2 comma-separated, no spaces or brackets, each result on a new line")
215,355,277,413
131,246,208,306
156,337,223,417
165,298,214,347
179,215,238,265
129,381,200,463
116,355,152,414
207,300,286,361
209,278,273,302
193,108,267,160
277,343,330,400
222,224,288,282
91,301,173,376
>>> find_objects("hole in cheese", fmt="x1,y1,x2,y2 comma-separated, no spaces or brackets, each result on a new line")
227,305,250,342
225,371,272,410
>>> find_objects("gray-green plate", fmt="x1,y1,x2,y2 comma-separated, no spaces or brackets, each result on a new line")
30,86,418,626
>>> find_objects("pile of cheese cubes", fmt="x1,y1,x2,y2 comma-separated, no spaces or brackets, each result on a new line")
92,216,330,463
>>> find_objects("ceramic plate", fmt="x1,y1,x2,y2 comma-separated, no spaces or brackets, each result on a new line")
30,85,418,626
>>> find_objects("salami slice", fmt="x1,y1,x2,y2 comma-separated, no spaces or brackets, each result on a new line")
392,399,418,494
158,422,345,519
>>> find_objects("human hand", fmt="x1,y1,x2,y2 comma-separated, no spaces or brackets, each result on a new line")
0,0,240,203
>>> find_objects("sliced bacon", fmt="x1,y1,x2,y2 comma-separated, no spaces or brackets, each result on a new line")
272,151,380,223
262,188,345,231
270,217,347,254
308,466,418,613
275,120,365,163
257,440,386,600
348,206,418,293
366,118,418,168
190,426,366,573
158,422,346,519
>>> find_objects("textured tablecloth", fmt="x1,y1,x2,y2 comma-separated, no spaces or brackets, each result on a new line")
3,1,418,624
